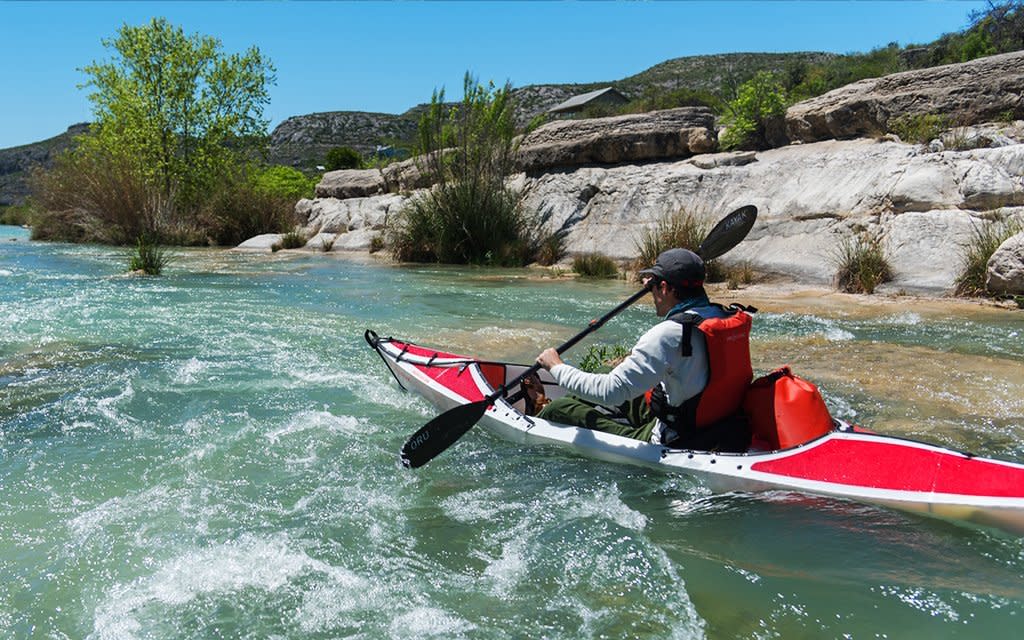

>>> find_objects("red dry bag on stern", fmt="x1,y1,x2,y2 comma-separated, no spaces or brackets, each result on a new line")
742,366,833,450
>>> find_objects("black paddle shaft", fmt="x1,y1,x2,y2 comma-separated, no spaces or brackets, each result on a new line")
399,204,758,468
485,286,651,405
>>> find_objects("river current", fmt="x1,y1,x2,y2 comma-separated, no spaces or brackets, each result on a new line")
2,224,1023,639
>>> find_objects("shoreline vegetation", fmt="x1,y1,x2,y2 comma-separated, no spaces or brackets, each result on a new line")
8,4,1024,303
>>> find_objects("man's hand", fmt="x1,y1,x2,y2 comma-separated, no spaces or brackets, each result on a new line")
536,348,563,371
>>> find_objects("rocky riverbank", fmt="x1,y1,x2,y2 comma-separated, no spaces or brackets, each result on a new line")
241,51,1024,297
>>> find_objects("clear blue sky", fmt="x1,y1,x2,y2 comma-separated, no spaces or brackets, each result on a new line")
0,0,987,149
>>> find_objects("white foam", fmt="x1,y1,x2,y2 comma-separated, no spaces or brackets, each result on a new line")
883,312,922,326
824,327,855,341
92,380,138,429
91,534,364,640
439,488,514,523
387,607,477,638
173,357,209,385
69,486,174,541
265,410,363,443
562,485,647,532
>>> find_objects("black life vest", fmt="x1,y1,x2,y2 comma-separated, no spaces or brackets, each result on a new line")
648,303,755,432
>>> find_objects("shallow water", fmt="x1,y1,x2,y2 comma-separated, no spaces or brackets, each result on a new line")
2,224,1023,639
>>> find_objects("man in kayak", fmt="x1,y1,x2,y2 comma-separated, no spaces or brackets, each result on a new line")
532,248,753,452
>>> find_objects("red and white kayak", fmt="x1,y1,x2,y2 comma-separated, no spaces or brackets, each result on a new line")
366,330,1024,535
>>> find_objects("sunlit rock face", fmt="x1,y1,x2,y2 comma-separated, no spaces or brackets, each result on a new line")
988,232,1024,295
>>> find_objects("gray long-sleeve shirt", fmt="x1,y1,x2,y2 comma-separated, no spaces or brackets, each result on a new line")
549,318,709,412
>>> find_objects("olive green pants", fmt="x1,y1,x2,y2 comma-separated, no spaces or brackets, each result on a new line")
537,394,752,452
537,394,658,443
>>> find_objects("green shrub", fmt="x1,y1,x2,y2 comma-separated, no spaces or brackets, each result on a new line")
30,208,89,242
254,165,317,201
29,146,178,244
720,71,789,150
128,234,169,275
369,235,384,254
888,114,948,145
196,169,298,246
389,180,549,265
535,231,567,266
389,73,558,266
633,207,724,282
726,261,758,289
324,146,364,171
572,253,620,278
954,216,1023,296
0,203,35,226
832,233,893,294
31,146,294,246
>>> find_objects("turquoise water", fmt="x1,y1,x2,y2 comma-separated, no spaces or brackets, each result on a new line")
2,224,1024,639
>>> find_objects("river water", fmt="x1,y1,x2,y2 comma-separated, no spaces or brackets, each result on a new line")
2,224,1023,639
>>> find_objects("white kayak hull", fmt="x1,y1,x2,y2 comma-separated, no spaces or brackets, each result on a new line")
367,331,1024,535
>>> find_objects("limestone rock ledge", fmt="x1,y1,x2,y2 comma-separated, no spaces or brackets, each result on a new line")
786,50,1024,143
515,107,717,172
516,137,1024,293
284,133,1024,294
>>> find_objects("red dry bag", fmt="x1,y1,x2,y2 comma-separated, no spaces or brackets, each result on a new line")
743,366,833,450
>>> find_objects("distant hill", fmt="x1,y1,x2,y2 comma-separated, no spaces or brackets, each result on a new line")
266,51,834,172
0,123,88,207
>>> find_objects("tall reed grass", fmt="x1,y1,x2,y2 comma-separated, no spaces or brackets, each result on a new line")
633,207,724,281
832,233,893,294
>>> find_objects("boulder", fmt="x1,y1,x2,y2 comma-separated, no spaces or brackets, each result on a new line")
234,234,282,251
786,51,1024,143
314,169,385,199
515,107,717,172
987,232,1024,295
303,232,337,252
381,154,441,192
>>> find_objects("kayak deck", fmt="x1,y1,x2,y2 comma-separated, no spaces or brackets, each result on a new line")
366,330,1024,535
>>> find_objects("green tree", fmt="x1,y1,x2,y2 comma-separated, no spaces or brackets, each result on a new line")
324,146,364,170
80,17,275,211
720,71,789,150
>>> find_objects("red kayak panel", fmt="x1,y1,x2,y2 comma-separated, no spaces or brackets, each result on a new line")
751,437,1024,497
390,341,504,402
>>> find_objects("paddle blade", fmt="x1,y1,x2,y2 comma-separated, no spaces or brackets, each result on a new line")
697,205,757,261
400,400,489,468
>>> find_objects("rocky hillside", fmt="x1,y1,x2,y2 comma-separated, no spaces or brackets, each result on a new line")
0,123,88,207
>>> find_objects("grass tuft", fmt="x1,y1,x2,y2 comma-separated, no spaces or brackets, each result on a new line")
832,233,893,294
572,253,620,279
633,207,724,281
128,234,169,275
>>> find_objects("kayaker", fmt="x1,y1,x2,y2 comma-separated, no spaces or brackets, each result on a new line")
533,248,753,452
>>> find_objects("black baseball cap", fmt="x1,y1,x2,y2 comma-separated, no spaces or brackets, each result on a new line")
638,248,705,287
